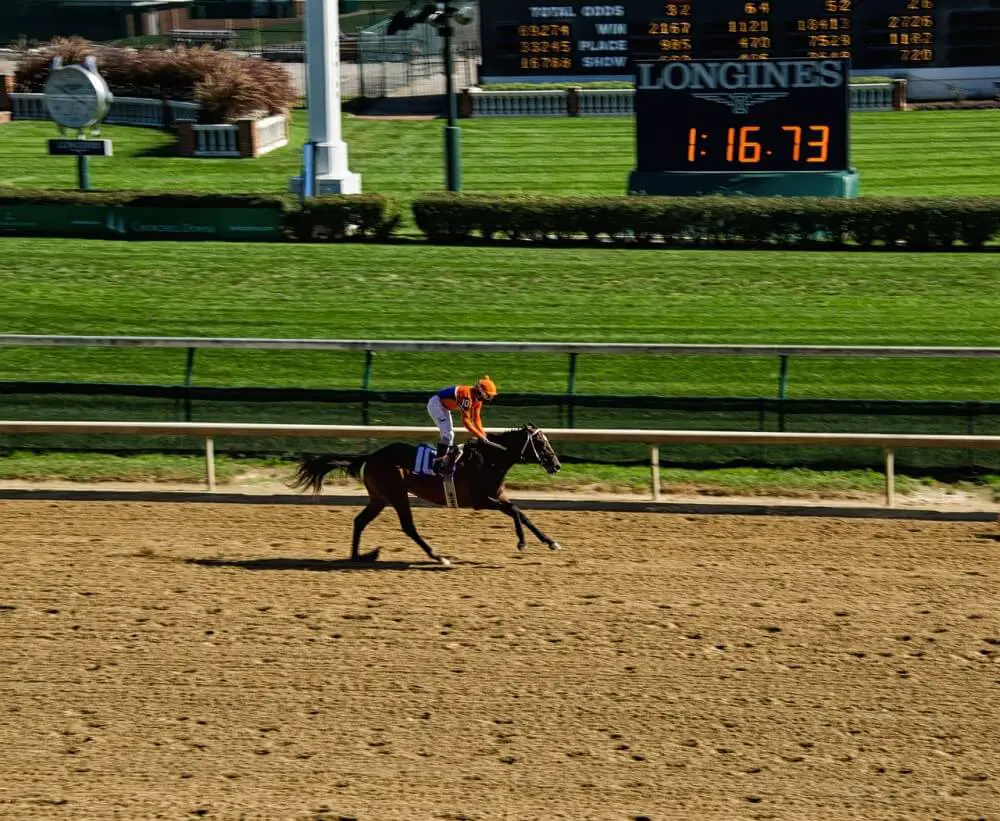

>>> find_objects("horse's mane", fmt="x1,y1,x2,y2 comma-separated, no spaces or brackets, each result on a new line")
461,425,533,469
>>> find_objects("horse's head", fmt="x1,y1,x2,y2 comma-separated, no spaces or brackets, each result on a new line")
520,424,561,475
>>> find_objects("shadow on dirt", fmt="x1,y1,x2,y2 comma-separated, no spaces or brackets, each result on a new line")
184,556,502,572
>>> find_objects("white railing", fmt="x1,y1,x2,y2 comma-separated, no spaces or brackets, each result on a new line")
850,82,895,111
466,82,898,116
579,87,633,116
3,335,999,359
11,92,201,127
9,92,47,120
103,96,164,127
254,113,288,157
468,87,567,117
192,124,240,158
2,420,999,507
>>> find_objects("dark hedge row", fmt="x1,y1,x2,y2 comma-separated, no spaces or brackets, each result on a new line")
411,194,1000,250
2,191,999,249
0,191,400,241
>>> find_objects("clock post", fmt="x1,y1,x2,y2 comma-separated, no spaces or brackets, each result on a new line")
628,58,859,198
43,56,114,191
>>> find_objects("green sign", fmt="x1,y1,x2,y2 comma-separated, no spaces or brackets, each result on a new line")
124,207,283,241
0,204,112,236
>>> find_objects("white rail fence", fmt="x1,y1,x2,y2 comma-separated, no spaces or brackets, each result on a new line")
3,420,1000,507
4,335,1000,358
4,335,999,408
467,82,901,117
9,93,287,158
10,92,199,128
191,124,241,158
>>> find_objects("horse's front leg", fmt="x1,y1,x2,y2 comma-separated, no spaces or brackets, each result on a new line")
489,495,560,552
511,503,561,551
492,497,527,551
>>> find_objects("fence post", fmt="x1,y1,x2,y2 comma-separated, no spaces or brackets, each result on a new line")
183,347,197,422
205,436,216,491
361,349,374,426
459,87,475,118
650,445,661,501
567,352,578,428
566,86,582,117
884,447,895,507
892,78,909,111
777,354,789,432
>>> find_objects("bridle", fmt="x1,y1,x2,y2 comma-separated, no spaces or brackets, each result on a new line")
520,427,548,466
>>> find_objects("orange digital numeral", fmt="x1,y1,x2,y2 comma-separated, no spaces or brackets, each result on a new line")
782,125,829,162
726,126,762,163
807,125,829,162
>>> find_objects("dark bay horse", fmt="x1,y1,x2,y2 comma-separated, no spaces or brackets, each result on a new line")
290,424,563,565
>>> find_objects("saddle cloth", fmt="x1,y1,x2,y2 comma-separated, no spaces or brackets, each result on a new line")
413,444,438,476
413,443,464,476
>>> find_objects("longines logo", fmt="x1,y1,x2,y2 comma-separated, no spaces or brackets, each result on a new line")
636,59,846,93
691,92,789,114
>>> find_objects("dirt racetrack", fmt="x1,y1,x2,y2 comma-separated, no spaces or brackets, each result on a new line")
1,500,998,821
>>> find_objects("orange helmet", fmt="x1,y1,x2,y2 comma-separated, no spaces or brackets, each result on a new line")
477,375,498,400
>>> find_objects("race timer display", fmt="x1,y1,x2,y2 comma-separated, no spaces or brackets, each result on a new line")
633,58,850,173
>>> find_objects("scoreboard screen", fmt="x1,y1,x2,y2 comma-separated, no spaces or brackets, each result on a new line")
480,0,1000,78
634,58,850,173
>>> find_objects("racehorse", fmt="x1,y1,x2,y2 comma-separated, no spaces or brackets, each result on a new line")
290,424,563,565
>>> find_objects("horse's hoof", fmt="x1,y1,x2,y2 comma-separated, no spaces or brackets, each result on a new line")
436,556,452,567
548,541,562,551
354,548,380,563
516,542,526,552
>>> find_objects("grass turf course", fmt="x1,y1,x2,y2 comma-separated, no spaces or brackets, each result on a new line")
1,240,999,403
1,112,999,484
0,110,997,202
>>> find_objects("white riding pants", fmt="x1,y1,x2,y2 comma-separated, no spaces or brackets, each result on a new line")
427,395,455,446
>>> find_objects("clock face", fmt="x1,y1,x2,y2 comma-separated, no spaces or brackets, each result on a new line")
44,65,112,130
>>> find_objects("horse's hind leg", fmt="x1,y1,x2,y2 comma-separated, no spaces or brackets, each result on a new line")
352,498,386,562
391,500,450,566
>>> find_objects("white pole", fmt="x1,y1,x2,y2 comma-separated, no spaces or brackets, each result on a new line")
650,445,661,501
291,0,361,194
206,436,217,492
884,447,895,507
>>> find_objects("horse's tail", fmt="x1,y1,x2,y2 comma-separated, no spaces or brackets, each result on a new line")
289,453,368,495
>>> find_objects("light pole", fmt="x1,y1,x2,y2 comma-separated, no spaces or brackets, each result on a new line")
388,3,473,192
440,3,461,192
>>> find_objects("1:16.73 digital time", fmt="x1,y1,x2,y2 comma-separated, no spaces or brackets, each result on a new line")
687,124,831,163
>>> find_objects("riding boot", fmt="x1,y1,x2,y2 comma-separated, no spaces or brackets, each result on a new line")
434,443,450,475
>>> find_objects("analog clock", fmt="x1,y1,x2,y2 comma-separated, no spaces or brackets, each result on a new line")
43,64,113,131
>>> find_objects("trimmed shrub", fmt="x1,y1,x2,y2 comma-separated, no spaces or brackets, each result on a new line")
411,194,1000,250
285,195,400,242
15,37,295,123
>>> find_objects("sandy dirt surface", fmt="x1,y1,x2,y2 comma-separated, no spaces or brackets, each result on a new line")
2,475,999,514
1,501,998,820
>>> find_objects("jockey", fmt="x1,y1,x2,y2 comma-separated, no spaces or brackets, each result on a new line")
427,375,498,475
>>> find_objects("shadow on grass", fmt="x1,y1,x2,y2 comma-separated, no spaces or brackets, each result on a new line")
131,140,182,158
